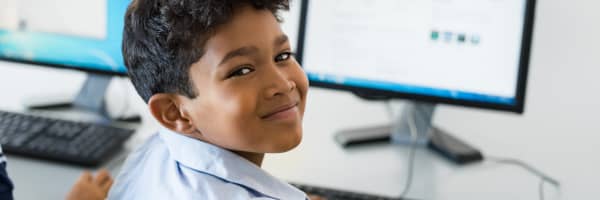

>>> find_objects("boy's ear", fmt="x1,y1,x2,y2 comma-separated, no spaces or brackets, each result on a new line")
147,93,197,135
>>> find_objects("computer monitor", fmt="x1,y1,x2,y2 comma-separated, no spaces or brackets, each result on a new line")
0,0,131,120
297,0,535,161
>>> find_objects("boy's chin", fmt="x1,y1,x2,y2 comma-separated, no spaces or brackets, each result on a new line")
266,134,302,153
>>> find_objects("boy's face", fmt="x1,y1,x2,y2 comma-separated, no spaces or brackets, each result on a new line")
183,5,308,153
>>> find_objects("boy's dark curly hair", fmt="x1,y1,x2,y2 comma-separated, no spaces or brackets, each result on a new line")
123,0,290,102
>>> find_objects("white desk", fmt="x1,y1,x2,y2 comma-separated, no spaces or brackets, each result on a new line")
1,58,599,200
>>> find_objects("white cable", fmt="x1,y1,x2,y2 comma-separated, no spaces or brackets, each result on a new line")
385,102,559,200
486,156,560,200
539,178,545,200
390,101,418,199
386,102,561,200
486,156,560,187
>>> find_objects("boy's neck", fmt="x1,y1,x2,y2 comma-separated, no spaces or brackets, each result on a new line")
232,151,265,166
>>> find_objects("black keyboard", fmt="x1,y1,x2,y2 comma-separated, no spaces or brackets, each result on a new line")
292,183,403,200
0,110,134,166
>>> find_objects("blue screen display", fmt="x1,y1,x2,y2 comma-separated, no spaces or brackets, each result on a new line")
307,72,516,105
0,0,130,74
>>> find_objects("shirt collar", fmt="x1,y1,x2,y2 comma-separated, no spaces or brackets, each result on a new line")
159,128,307,199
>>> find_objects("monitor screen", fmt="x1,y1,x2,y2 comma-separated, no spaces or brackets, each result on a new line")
299,0,534,112
0,0,130,75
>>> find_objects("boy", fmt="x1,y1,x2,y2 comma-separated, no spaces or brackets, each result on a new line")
108,0,313,199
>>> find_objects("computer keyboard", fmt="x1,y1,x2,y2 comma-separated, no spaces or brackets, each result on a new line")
292,183,403,200
0,110,134,166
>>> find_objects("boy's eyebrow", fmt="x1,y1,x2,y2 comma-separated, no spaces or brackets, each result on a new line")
218,34,289,66
274,34,289,48
219,46,260,65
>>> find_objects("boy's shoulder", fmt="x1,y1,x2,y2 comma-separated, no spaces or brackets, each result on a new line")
107,131,253,199
108,129,307,200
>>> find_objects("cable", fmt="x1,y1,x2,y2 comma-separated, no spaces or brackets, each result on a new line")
389,102,559,200
539,179,545,200
385,102,560,200
486,156,560,200
486,156,560,187
387,101,418,199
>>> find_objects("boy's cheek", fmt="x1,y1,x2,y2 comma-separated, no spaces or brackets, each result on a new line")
294,67,309,95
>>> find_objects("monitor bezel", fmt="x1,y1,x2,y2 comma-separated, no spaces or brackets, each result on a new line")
295,0,536,113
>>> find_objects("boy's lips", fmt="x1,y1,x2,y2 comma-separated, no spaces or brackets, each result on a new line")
261,102,299,121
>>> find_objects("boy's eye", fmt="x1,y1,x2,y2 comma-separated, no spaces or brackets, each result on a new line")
227,66,254,78
275,52,294,62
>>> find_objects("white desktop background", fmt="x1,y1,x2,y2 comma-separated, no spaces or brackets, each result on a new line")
302,0,524,98
0,0,598,199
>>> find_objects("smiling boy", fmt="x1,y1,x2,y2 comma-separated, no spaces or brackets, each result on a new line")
107,0,310,199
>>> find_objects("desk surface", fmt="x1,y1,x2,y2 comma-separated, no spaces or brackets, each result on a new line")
1,61,599,200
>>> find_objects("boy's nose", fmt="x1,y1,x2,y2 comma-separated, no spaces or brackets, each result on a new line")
264,69,296,99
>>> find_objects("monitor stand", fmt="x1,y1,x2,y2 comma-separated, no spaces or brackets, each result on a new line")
334,101,483,165
21,73,141,123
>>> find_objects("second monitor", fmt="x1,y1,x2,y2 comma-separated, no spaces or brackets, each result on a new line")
296,0,535,163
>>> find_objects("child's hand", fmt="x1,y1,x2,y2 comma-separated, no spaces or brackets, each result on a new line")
308,194,326,200
66,169,113,200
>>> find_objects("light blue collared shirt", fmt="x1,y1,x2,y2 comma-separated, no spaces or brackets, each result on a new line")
108,128,307,200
